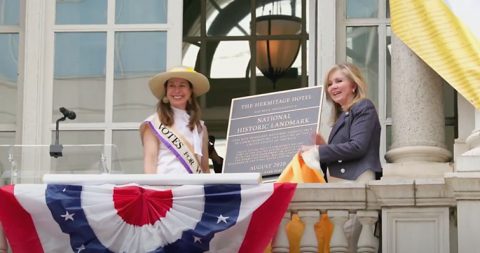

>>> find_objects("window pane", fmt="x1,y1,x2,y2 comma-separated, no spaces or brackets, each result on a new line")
113,32,166,122
112,130,143,174
49,130,106,173
347,0,378,18
0,132,15,185
207,0,250,36
346,26,379,106
386,125,392,150
116,0,167,24
386,26,392,118
0,33,18,124
255,0,303,19
53,32,107,123
211,41,250,78
386,0,390,18
56,0,107,24
207,40,248,108
51,130,103,145
0,0,20,25
182,42,200,67
0,132,14,144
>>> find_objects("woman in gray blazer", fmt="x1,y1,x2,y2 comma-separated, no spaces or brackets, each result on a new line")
306,63,382,253
311,62,382,182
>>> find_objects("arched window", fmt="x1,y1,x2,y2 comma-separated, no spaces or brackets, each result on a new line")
182,0,310,139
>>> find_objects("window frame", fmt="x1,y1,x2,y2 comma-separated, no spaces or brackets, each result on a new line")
15,0,184,174
334,0,390,163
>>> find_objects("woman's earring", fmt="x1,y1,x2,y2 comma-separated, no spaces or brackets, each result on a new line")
352,89,356,93
162,97,169,103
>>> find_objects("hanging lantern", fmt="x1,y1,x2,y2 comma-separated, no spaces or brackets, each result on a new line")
255,15,301,89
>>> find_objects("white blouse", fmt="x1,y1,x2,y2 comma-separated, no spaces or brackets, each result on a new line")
155,108,204,174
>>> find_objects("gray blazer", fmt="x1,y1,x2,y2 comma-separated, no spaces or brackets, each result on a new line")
319,99,382,180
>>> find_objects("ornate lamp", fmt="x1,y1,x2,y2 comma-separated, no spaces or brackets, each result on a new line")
255,14,302,89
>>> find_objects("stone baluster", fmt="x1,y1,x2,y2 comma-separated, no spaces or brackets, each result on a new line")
356,210,379,253
298,210,320,252
328,210,349,253
272,212,291,253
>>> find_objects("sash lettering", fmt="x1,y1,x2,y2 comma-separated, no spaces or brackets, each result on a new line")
146,115,202,174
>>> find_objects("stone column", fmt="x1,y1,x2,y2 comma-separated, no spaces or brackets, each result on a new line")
384,34,452,177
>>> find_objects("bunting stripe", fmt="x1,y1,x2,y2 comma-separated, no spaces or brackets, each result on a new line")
0,183,296,253
390,0,480,109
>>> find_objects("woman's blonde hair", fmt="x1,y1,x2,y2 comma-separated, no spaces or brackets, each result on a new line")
324,63,367,123
157,81,203,131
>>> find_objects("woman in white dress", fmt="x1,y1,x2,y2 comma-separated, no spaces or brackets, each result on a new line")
140,66,211,174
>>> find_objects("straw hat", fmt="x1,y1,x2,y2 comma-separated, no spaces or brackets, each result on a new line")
148,66,210,99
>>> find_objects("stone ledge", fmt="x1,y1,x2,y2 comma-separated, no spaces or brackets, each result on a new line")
383,162,453,178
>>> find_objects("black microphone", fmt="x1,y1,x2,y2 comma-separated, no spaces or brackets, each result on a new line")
60,107,76,120
50,107,77,158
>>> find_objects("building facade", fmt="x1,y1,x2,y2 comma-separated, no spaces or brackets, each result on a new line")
1,0,479,252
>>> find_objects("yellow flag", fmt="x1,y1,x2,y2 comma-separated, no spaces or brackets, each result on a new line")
390,0,480,109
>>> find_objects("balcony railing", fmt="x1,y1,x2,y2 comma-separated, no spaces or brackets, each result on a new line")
270,174,471,253
2,172,478,253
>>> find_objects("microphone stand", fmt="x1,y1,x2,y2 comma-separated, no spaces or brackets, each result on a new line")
50,115,67,158
50,107,76,158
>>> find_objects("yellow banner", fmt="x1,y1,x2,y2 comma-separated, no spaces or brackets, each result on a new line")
390,0,480,109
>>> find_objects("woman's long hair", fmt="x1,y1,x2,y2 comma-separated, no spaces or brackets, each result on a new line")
324,63,367,123
157,81,203,132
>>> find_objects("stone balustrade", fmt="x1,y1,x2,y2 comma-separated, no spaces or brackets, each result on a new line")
271,176,462,253
2,173,480,252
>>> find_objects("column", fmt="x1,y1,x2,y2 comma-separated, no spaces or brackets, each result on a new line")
384,34,452,177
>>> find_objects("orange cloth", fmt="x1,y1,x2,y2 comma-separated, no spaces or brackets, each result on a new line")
273,152,333,253
278,152,326,183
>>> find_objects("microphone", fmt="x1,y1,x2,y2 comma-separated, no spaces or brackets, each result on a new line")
50,107,77,158
60,107,76,120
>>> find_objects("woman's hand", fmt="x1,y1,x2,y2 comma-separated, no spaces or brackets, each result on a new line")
300,145,320,162
314,133,326,145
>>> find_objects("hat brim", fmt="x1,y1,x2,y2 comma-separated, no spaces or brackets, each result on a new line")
149,70,210,99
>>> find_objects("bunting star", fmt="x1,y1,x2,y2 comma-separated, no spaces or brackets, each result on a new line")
61,211,75,221
216,214,229,224
76,244,85,253
193,236,202,243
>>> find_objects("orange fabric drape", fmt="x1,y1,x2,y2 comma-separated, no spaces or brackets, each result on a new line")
266,153,333,253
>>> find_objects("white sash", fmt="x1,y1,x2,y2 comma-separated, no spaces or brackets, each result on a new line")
145,114,202,174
